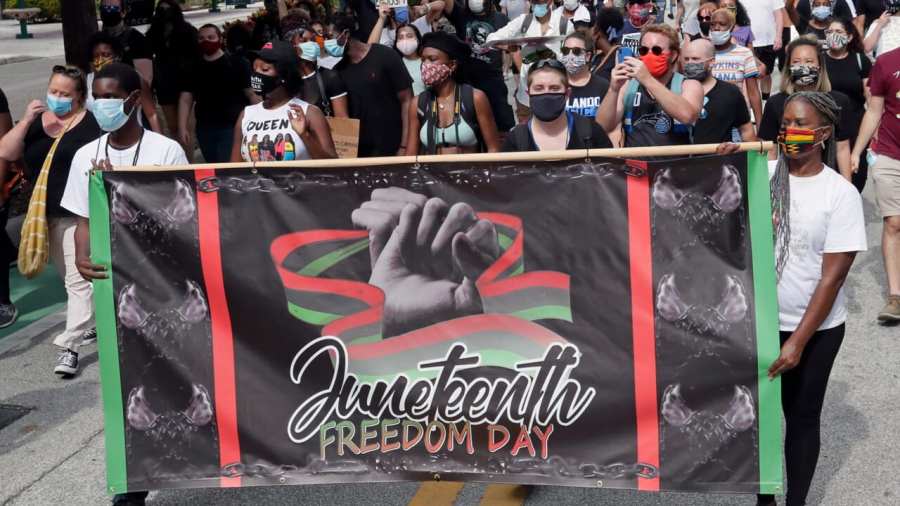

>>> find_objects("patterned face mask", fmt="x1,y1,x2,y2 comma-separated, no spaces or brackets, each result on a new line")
421,61,453,87
789,64,820,86
777,126,830,156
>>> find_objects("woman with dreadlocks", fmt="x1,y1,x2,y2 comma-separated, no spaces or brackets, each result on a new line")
721,91,866,506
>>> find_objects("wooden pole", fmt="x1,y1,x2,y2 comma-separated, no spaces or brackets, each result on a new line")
117,141,775,172
61,0,98,71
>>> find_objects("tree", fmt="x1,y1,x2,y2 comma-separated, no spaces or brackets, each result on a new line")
61,0,98,71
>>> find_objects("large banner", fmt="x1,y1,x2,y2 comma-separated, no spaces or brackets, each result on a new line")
90,152,783,496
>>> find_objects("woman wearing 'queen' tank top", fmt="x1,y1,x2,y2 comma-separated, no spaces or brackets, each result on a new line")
230,41,337,162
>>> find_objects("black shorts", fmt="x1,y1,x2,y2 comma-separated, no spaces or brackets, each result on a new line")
754,45,778,76
776,27,791,70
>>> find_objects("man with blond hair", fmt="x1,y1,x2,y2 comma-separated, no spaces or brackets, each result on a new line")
597,23,703,147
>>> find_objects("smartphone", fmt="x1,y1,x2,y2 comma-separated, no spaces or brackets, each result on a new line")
617,46,635,65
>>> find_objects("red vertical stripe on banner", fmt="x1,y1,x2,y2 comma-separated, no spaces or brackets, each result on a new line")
626,172,660,491
195,169,241,488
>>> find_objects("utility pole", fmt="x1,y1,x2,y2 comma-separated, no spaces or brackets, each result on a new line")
60,0,99,71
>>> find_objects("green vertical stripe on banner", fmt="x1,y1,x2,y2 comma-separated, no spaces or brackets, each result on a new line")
747,151,784,495
90,172,128,495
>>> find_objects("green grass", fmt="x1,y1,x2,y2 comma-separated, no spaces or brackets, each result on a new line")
0,264,66,340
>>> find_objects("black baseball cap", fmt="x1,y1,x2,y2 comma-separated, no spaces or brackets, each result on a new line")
250,40,300,67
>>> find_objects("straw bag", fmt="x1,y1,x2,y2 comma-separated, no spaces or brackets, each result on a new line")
17,115,78,279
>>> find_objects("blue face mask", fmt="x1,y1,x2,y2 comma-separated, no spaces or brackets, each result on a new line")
811,5,832,20
298,41,320,62
532,2,549,17
324,38,345,57
46,94,73,116
92,97,133,132
394,6,409,23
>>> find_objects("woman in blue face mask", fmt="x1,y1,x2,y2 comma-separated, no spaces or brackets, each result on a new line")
287,26,351,118
0,65,102,361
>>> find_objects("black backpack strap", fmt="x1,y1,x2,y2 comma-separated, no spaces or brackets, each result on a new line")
417,90,437,155
520,14,533,34
314,72,333,117
514,124,532,151
573,115,593,147
459,84,484,150
559,14,568,35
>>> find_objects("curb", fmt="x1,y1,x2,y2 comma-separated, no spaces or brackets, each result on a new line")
0,55,40,65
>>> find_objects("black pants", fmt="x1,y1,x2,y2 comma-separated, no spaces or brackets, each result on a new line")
760,324,845,506
0,203,14,304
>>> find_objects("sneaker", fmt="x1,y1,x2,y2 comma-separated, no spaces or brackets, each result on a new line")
877,295,900,322
0,303,18,328
54,349,79,376
81,328,97,346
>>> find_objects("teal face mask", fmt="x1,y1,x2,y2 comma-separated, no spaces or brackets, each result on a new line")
532,2,549,17
46,94,73,116
324,38,345,57
298,41,321,62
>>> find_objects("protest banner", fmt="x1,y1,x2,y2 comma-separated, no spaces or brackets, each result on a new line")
90,145,783,496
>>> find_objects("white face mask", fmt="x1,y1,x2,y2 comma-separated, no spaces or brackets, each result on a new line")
564,0,579,11
396,38,419,56
468,0,485,13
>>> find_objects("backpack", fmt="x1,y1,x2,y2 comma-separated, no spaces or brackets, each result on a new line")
512,112,594,151
519,12,569,36
313,72,333,117
417,84,483,154
622,72,693,141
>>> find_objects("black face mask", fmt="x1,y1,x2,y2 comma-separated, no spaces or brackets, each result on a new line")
530,93,568,122
251,71,280,97
100,6,123,26
699,20,711,36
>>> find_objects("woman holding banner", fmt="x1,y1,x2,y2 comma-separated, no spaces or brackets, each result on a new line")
503,59,612,151
724,91,866,506
230,41,337,162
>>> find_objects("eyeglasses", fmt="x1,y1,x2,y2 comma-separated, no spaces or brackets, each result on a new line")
560,47,587,56
52,65,84,78
638,45,668,56
698,15,712,21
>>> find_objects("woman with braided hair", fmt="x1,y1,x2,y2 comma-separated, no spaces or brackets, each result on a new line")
722,91,866,506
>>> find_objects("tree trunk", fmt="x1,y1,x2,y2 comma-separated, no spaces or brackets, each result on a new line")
61,0,98,71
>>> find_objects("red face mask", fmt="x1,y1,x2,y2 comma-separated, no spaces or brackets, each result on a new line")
199,39,221,56
641,51,671,78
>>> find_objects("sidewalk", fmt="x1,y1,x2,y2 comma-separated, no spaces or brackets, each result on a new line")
0,2,264,65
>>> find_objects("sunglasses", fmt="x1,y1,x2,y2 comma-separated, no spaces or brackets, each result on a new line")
532,58,567,71
52,65,84,78
698,15,712,21
638,45,668,56
560,47,588,56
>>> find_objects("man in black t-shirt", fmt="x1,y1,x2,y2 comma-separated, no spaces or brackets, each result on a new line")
178,24,257,163
333,14,414,157
99,0,153,85
856,0,886,31
682,39,755,144
448,0,516,131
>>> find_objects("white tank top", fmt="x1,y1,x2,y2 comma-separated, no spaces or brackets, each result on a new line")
240,98,311,162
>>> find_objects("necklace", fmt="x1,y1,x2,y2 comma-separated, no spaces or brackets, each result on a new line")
102,129,146,167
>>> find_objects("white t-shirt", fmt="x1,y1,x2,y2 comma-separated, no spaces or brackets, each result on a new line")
774,165,867,331
240,98,311,162
745,0,785,47
865,17,900,57
681,0,701,36
500,0,529,21
379,16,431,48
60,130,189,218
